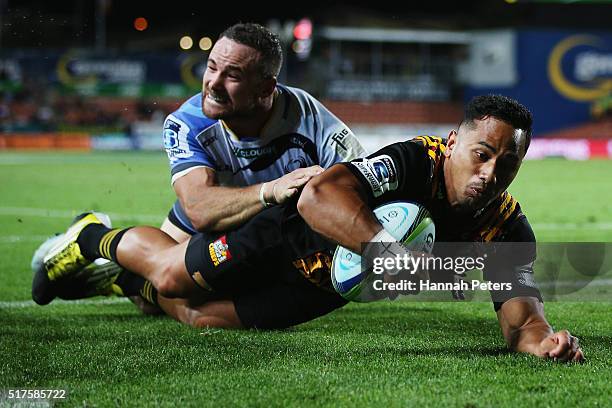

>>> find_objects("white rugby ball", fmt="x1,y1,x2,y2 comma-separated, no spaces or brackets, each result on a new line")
331,201,435,302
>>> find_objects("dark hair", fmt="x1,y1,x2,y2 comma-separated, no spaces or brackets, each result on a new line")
219,23,283,79
462,94,533,152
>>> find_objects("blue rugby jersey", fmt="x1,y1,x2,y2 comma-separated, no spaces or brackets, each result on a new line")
163,84,366,233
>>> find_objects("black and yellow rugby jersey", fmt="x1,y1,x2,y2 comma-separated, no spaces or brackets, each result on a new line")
343,135,529,243
343,136,541,309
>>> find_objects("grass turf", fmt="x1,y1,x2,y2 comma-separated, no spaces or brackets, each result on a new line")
1,151,611,407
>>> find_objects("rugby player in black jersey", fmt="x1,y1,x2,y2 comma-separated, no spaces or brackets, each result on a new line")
35,95,583,362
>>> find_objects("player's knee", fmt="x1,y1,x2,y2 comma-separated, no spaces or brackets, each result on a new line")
190,315,218,328
184,300,244,329
155,265,188,298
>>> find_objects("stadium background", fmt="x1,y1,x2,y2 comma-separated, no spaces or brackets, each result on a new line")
1,1,611,406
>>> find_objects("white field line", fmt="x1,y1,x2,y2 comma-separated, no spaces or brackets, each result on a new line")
0,297,130,309
2,207,611,230
0,235,51,243
0,155,162,165
2,281,611,309
0,207,162,223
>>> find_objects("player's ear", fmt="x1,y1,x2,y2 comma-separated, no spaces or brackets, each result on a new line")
259,77,277,98
445,130,457,157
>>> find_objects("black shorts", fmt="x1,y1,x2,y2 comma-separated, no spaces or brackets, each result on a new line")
184,206,347,329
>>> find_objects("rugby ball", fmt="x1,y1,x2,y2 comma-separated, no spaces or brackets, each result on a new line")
331,201,435,302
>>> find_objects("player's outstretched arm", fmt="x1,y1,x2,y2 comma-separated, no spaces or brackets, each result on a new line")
298,164,382,254
175,165,323,232
496,297,584,363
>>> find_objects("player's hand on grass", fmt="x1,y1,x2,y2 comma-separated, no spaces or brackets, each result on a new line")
450,272,466,300
265,165,324,205
538,330,584,363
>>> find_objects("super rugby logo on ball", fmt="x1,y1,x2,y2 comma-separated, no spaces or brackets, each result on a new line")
331,201,435,301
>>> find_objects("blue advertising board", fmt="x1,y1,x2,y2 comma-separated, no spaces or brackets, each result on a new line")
465,30,612,134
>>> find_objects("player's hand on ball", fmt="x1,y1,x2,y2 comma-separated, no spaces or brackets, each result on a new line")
383,262,429,300
331,202,435,303
386,250,431,300
266,165,324,204
538,330,584,363
363,241,430,301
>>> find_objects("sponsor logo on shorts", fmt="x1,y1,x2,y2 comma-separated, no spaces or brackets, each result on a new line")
292,251,333,288
350,155,398,197
191,271,213,291
209,235,232,267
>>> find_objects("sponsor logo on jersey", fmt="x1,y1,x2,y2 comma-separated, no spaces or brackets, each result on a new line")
351,155,398,197
284,157,308,173
163,115,194,160
234,133,318,174
329,125,365,161
373,161,389,181
331,128,350,151
201,135,217,148
233,146,275,158
209,235,232,267
289,134,308,149
163,120,180,149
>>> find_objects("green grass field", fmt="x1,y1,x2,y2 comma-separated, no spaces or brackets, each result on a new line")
1,151,611,407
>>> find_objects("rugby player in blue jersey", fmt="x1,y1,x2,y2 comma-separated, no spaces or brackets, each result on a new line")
32,23,365,313
161,23,364,240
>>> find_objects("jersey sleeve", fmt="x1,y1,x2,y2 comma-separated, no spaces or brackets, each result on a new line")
163,113,216,184
311,98,366,167
484,215,543,311
341,141,432,206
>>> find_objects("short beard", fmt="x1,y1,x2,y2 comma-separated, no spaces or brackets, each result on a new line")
201,94,259,121
201,94,228,119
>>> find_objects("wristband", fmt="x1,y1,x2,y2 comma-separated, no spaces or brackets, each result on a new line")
362,228,402,265
259,182,275,208
369,228,396,243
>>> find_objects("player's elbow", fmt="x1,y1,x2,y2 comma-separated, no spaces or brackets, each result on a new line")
183,206,215,232
192,216,214,232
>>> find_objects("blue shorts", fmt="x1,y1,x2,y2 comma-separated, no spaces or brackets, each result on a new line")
167,200,197,234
